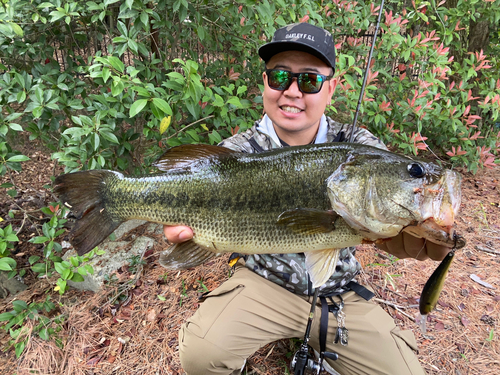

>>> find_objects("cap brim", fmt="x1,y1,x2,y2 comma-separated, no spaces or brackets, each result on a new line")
258,41,333,69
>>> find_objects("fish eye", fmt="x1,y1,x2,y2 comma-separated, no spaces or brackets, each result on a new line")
407,163,425,178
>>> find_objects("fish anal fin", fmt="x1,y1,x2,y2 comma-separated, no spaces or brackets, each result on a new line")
277,208,339,235
305,249,341,288
159,240,218,269
153,144,237,172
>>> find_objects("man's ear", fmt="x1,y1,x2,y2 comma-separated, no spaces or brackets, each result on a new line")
327,79,335,103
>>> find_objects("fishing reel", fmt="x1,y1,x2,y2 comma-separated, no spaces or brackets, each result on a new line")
290,346,321,375
290,287,339,375
290,344,339,375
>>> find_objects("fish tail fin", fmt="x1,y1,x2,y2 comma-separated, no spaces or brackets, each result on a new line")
54,170,124,256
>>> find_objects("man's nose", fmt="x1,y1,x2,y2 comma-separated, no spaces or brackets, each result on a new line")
284,78,302,97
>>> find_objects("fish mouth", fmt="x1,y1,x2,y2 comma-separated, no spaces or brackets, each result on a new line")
403,218,465,248
418,169,462,228
404,169,465,248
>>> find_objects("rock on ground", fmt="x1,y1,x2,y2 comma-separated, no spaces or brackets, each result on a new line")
63,220,159,292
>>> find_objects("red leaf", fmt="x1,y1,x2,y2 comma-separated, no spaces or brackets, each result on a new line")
87,356,102,366
435,322,445,331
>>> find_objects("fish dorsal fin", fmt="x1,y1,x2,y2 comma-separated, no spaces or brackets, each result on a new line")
153,144,237,172
305,248,341,288
277,208,339,234
159,240,219,269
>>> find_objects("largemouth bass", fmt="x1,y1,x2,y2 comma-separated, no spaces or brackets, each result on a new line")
54,143,465,288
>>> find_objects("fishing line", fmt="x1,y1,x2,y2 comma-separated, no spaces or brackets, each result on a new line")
349,0,386,142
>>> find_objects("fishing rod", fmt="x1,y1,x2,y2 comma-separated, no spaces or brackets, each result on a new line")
349,0,386,142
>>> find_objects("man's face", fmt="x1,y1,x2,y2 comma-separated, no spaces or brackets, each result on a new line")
262,50,335,145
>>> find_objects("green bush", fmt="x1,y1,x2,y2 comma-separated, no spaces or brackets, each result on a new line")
0,0,498,175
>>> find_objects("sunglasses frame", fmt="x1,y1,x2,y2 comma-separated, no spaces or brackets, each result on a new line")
265,69,333,94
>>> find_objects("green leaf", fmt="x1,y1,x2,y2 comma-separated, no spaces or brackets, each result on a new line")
17,91,26,103
212,94,224,107
0,257,16,271
102,67,111,83
31,263,47,273
12,300,28,312
9,123,23,131
7,155,30,163
108,56,125,73
15,341,26,358
151,98,172,116
38,2,55,8
54,262,66,274
5,234,19,242
61,268,71,279
71,273,85,282
111,80,125,96
29,256,41,265
0,312,15,321
100,131,119,144
29,236,49,244
130,99,148,117
10,23,24,37
116,21,128,38
39,328,49,340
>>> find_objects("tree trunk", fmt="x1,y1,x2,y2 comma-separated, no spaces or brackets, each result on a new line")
468,20,490,53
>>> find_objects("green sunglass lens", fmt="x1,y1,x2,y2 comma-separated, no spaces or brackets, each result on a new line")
299,74,323,93
270,70,291,89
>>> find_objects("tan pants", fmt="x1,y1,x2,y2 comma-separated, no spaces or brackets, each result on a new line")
179,264,426,375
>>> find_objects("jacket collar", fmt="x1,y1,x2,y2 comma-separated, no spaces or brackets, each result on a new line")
256,114,329,146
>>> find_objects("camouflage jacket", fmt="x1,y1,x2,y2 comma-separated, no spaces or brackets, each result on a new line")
219,114,387,296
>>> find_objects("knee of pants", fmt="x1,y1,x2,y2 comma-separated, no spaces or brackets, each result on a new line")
179,323,244,375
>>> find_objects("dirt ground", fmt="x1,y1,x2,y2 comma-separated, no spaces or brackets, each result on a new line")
0,143,499,375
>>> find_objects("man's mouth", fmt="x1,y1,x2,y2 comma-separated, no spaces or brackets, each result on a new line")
280,106,302,114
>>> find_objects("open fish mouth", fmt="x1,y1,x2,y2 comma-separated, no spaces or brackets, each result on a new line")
418,170,462,227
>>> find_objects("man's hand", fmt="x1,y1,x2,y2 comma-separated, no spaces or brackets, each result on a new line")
163,225,193,243
376,232,452,261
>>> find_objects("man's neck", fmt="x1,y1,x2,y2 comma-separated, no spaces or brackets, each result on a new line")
273,125,319,146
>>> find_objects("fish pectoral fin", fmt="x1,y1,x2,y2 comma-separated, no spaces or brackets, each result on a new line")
305,249,341,288
277,208,339,234
159,240,218,270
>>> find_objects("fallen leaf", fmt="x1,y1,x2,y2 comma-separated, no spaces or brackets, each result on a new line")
438,300,450,308
461,316,470,327
470,274,495,289
87,356,102,366
435,322,445,331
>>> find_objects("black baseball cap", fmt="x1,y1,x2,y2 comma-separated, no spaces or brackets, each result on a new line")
258,23,336,72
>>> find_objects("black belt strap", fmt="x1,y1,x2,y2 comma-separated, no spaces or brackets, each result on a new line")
345,281,374,301
319,296,329,355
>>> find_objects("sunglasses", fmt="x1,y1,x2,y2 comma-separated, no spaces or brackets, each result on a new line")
265,69,333,94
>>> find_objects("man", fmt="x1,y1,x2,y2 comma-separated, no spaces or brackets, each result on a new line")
165,23,449,375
